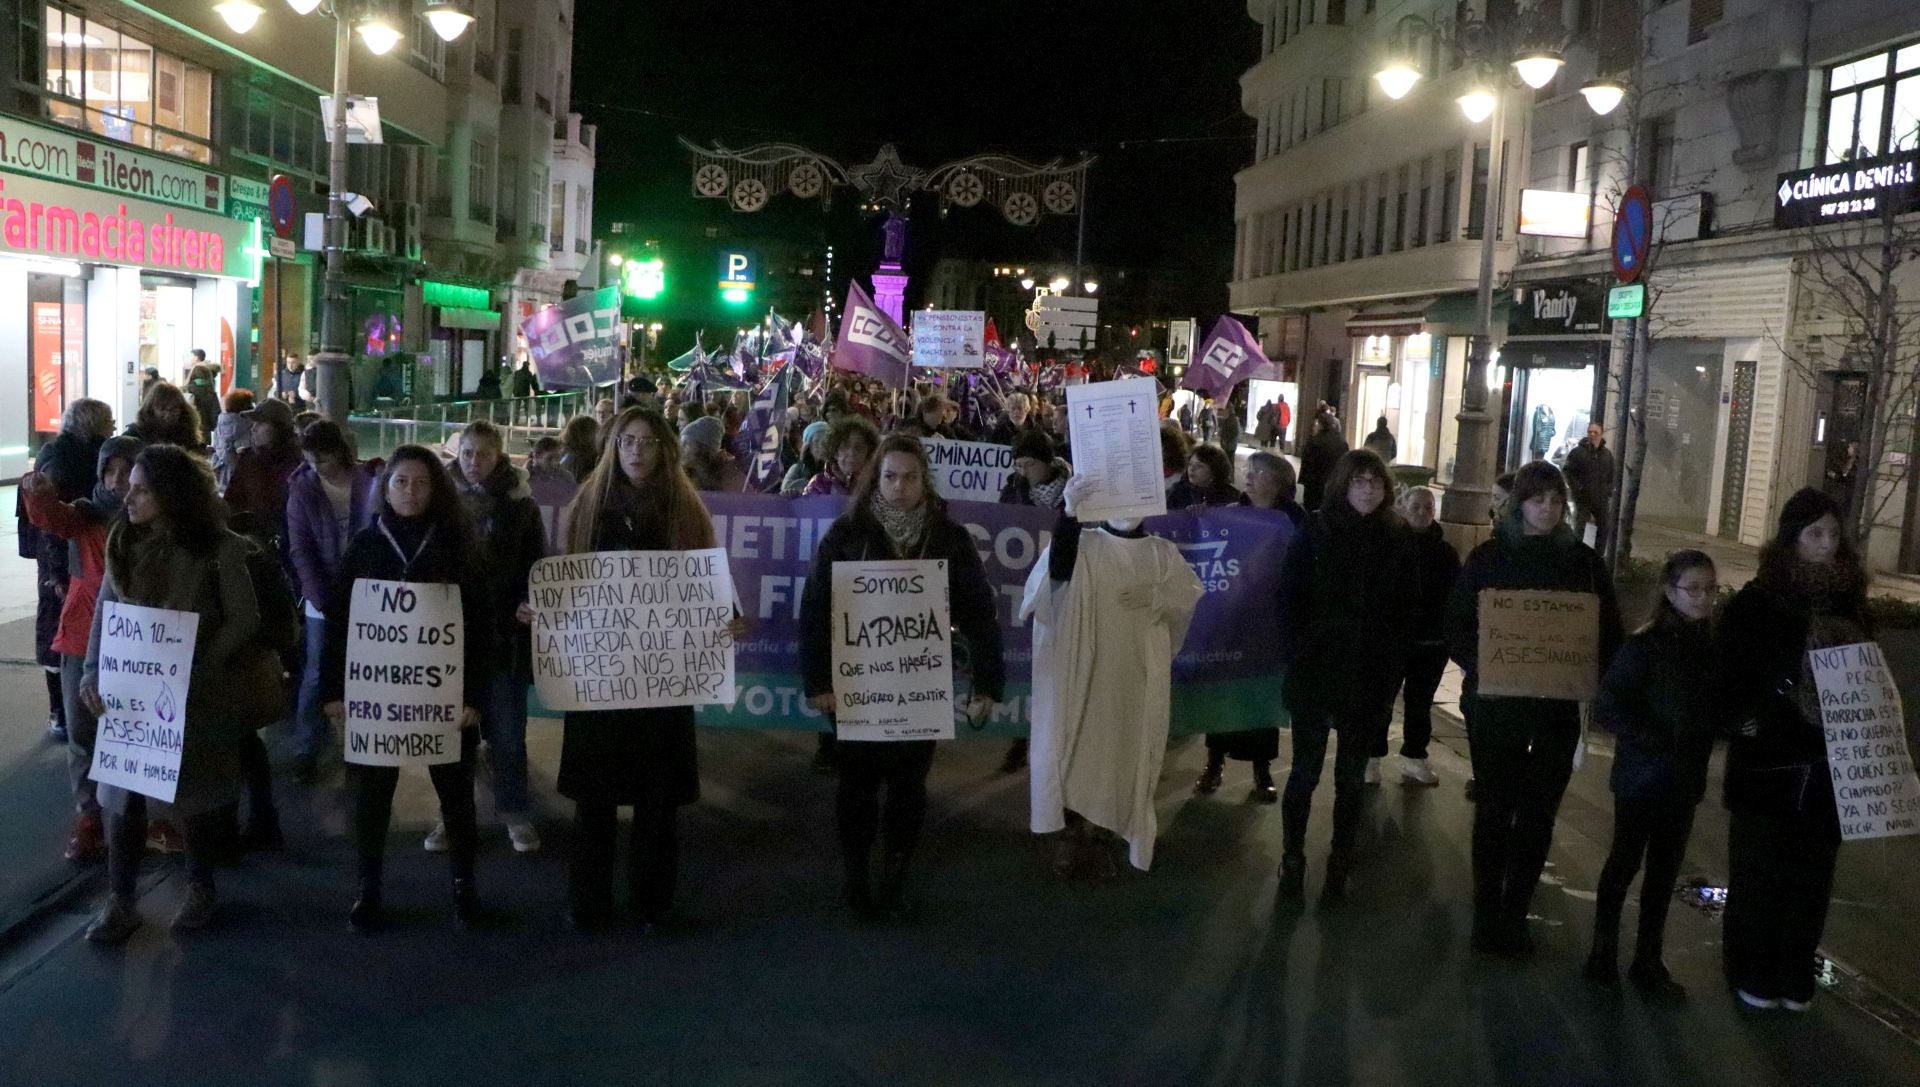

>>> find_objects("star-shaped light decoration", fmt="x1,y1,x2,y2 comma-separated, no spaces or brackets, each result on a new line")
845,144,925,209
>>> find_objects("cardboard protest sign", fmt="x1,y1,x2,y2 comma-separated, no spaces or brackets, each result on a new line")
528,548,737,711
1065,377,1167,523
911,310,986,368
921,437,1014,504
1476,589,1601,701
1808,641,1920,840
90,602,198,803
831,559,955,741
344,580,465,767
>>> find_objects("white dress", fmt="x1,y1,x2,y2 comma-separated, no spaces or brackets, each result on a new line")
1021,527,1204,870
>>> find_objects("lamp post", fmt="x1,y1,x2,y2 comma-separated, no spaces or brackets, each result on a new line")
1374,8,1621,532
219,0,471,423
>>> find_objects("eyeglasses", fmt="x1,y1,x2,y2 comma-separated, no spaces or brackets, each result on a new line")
617,436,662,450
1673,584,1719,598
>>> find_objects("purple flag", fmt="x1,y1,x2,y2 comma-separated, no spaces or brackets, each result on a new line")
522,286,622,388
741,368,798,492
832,279,912,386
1181,315,1269,398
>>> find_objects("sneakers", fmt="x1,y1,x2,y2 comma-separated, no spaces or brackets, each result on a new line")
506,818,542,854
146,820,185,855
65,813,106,862
85,895,141,944
1401,758,1440,786
1735,989,1780,1010
1780,996,1812,1012
422,821,449,853
171,882,218,930
1363,758,1382,785
48,715,68,742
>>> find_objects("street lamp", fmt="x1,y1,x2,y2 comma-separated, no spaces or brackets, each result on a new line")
215,0,265,32
1083,281,1099,294
1456,89,1497,124
355,13,402,55
1580,78,1627,116
422,0,474,42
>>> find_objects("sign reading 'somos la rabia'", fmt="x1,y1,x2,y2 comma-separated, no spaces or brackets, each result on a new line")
1774,150,1920,229
0,172,250,278
0,113,225,214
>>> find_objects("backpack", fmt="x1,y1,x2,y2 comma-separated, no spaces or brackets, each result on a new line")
244,541,301,654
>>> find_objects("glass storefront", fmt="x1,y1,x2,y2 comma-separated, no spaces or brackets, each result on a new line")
139,275,197,381
1507,362,1594,469
1348,331,1440,468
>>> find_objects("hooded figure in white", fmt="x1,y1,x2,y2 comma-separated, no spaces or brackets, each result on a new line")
1021,475,1204,870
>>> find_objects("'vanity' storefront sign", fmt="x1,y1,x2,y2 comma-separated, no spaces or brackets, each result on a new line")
0,172,250,278
1774,150,1920,229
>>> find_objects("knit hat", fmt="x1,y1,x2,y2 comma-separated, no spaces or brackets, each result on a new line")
802,421,831,448
680,415,725,452
1012,429,1055,463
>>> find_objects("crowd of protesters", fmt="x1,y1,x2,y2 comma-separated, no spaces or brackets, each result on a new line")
11,357,1859,1016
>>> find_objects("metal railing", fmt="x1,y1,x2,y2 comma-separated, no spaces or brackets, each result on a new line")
347,390,594,460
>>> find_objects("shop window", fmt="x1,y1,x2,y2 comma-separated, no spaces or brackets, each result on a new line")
1820,40,1920,164
37,4,212,163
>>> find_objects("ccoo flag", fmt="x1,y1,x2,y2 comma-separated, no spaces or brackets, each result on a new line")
1181,315,1270,398
832,279,912,387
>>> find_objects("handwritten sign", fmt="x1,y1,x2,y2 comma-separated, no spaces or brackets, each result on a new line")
921,437,1015,504
1476,589,1600,701
1065,377,1167,522
528,548,737,711
90,602,198,803
911,309,986,369
344,579,464,766
831,559,954,741
1809,641,1920,840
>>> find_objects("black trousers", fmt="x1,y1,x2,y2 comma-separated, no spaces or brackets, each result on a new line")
1391,644,1449,760
1283,711,1372,858
348,728,477,885
1593,795,1697,952
571,801,679,922
107,797,222,897
1467,705,1579,933
236,729,278,823
836,739,937,861
1723,806,1841,1003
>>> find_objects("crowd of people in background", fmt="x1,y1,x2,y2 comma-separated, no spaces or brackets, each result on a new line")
9,354,1859,1016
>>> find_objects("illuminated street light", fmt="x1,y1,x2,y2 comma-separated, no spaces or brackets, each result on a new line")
356,14,402,54
423,0,474,42
1580,79,1626,115
1375,63,1421,101
215,0,264,32
1457,88,1497,123
285,0,322,13
1511,50,1564,90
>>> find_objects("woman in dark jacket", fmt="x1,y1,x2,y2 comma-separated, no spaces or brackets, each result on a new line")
124,382,205,450
1298,411,1349,510
452,419,548,853
1717,489,1864,1011
1586,550,1719,997
1446,460,1624,956
322,446,489,932
23,399,112,740
1383,485,1460,786
800,434,1004,918
998,430,1071,510
224,398,305,552
1197,451,1305,802
1167,444,1246,509
1275,450,1416,900
555,407,720,930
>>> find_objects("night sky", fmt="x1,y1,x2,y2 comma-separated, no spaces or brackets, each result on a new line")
571,0,1255,320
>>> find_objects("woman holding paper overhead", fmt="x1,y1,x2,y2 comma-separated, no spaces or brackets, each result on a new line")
323,445,490,933
555,407,717,931
1446,461,1622,957
78,445,261,944
799,434,1004,919
1717,489,1864,1012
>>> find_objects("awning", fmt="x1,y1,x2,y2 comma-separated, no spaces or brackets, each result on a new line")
1344,297,1437,337
1424,294,1513,330
438,306,500,330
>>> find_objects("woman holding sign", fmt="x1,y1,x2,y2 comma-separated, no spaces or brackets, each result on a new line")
1446,461,1623,957
323,445,489,932
1718,489,1864,1011
800,434,1003,918
79,445,261,944
555,407,720,930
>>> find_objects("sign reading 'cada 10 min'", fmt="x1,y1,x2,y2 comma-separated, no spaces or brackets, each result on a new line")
1773,149,1920,230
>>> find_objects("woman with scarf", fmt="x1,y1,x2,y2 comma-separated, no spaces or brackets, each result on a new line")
1587,550,1719,998
124,382,205,451
451,420,548,854
1718,490,1863,1011
802,416,878,497
22,435,142,862
781,421,831,497
555,408,727,930
1275,450,1417,901
323,446,489,932
79,445,261,943
800,434,1003,918
1447,461,1623,955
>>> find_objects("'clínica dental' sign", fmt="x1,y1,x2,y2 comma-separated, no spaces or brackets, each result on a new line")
1774,150,1920,229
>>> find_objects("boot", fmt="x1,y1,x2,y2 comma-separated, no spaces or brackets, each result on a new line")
999,739,1029,775
843,849,877,917
1249,762,1278,804
1194,753,1225,795
240,808,284,852
1629,935,1685,999
349,877,383,933
875,850,913,917
1321,853,1351,903
1584,930,1620,986
452,877,479,930
1277,852,1307,902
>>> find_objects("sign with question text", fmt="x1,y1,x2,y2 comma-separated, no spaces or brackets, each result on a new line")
528,548,737,711
89,602,199,803
344,579,465,767
1809,641,1920,841
831,559,955,741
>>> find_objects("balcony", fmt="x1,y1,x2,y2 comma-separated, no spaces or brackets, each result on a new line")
1229,236,1516,313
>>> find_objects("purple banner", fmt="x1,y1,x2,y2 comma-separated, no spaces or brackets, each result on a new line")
522,286,623,389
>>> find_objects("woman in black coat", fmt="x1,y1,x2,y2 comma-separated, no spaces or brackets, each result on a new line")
800,434,1004,918
1297,411,1349,510
323,445,489,932
555,407,725,931
1167,443,1246,509
1586,549,1719,997
1276,449,1417,901
1446,460,1623,956
1717,489,1865,1012
1382,485,1461,786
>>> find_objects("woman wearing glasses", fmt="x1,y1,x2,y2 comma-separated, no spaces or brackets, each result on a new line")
1275,449,1417,901
554,408,724,931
